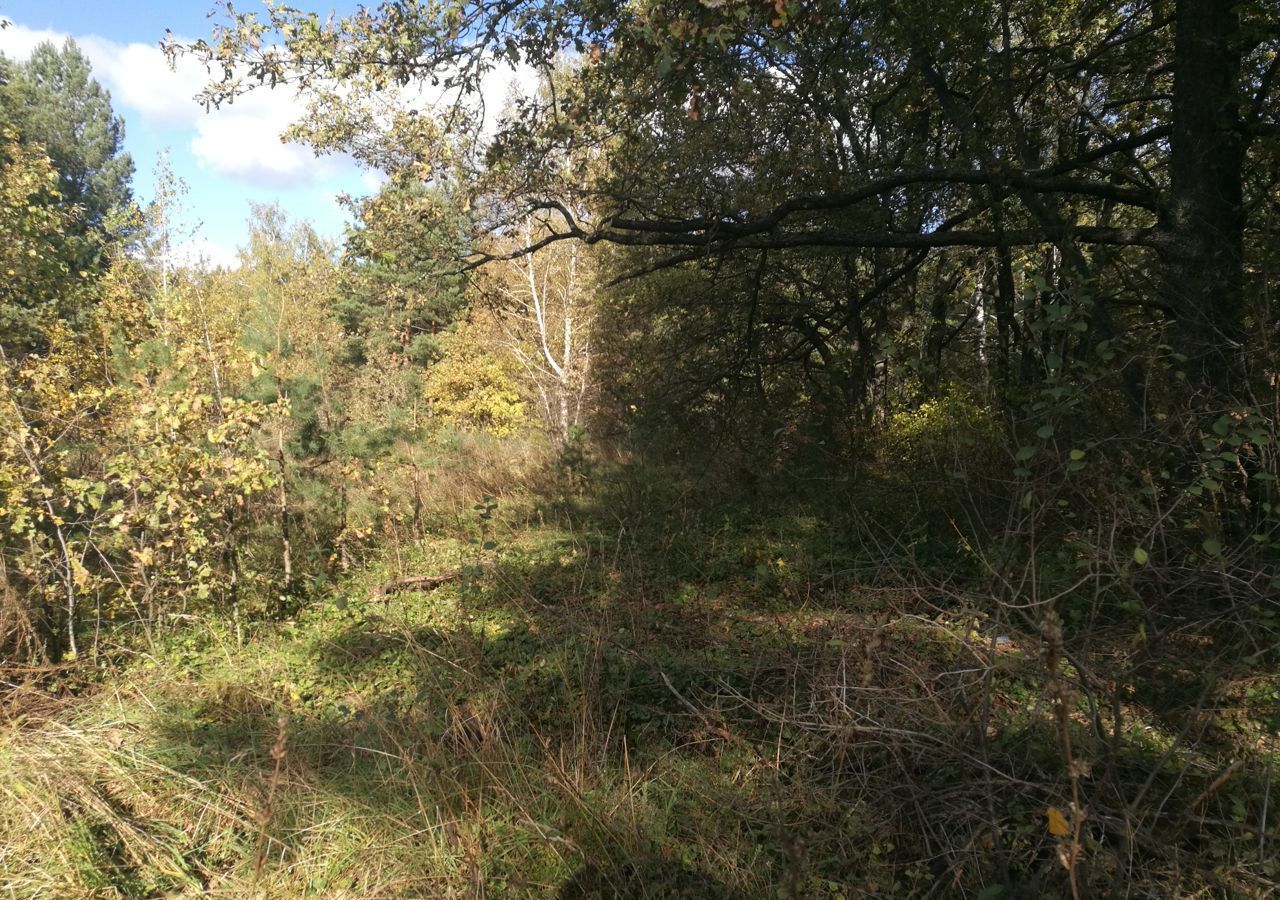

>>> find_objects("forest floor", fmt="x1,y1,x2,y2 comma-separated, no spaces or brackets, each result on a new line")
1,462,1277,898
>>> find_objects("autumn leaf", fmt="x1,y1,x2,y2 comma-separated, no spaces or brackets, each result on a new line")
1046,806,1071,837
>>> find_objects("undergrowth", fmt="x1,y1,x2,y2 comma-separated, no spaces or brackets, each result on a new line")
1,452,1277,898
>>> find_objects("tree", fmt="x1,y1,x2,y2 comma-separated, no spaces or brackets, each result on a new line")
485,219,596,441
1,39,134,244
0,253,276,660
0,127,91,355
1161,0,1250,389
337,179,470,369
422,315,528,436
178,0,1279,399
137,149,193,326
225,204,341,593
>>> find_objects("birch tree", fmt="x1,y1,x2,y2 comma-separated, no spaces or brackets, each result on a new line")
490,220,596,442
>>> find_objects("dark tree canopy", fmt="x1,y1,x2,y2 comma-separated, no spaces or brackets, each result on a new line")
178,0,1278,401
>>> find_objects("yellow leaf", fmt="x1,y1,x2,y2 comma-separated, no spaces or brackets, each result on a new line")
1046,805,1070,836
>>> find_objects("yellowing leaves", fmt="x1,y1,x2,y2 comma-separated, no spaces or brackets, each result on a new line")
423,317,527,436
0,136,93,352
70,559,92,589
1046,806,1071,836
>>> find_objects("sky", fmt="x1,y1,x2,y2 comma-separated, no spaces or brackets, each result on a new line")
0,1,532,269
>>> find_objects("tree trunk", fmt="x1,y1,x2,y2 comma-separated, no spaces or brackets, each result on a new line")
1163,0,1245,393
994,246,1017,386
923,282,949,396
276,433,292,591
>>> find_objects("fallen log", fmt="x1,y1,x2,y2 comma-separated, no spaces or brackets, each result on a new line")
368,570,462,602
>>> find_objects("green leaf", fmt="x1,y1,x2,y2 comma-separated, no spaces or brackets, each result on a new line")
1036,424,1054,440
1069,449,1085,461
1201,538,1222,556
1132,547,1149,566
655,49,673,79
1015,446,1036,461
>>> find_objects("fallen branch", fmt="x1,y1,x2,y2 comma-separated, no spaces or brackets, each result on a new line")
1181,758,1246,825
368,571,462,602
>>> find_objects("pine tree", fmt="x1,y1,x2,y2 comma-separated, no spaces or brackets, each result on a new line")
1,39,134,248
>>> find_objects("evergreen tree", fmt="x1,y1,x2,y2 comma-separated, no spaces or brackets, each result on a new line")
1,39,134,240
338,179,470,369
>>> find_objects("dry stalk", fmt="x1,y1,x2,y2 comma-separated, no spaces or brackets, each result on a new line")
1042,608,1085,900
253,713,289,883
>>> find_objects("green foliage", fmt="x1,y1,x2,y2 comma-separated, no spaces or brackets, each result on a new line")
3,444,1277,896
0,3,1277,897
338,181,468,368
0,39,134,248
103,385,276,604
0,295,275,659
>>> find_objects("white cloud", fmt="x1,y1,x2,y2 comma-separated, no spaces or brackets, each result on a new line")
168,236,241,272
360,169,388,193
79,37,209,128
1,24,207,128
389,59,540,142
0,23,64,59
0,22,357,188
1,20,540,186
476,60,541,136
189,94,353,188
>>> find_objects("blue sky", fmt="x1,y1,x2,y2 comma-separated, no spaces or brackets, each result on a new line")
0,0,376,267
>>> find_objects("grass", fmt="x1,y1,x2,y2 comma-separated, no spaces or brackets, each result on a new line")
1,460,1278,897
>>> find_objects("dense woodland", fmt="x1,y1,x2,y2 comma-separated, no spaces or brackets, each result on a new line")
1,0,1278,896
